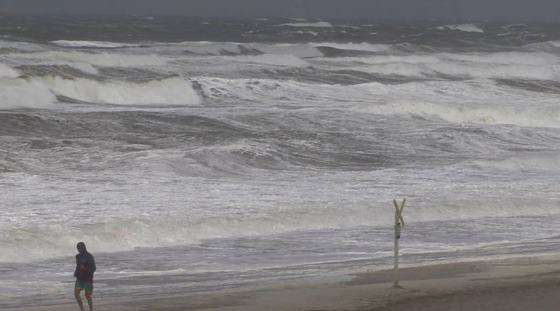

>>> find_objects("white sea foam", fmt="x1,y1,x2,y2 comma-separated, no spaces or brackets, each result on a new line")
314,42,391,52
0,63,20,78
43,76,200,106
0,40,45,52
279,22,333,28
436,24,484,33
353,80,560,128
196,77,341,104
343,51,560,81
0,74,202,109
0,203,377,262
2,185,560,263
172,41,322,59
290,30,319,36
259,43,325,58
52,40,138,48
197,77,560,128
170,53,309,75
229,54,309,67
0,78,55,109
368,100,560,128
8,51,168,69
254,42,390,59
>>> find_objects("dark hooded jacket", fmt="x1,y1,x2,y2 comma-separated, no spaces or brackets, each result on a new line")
74,244,96,282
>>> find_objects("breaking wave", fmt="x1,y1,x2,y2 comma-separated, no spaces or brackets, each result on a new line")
436,24,485,33
366,100,560,128
51,40,139,48
278,21,333,28
195,77,560,128
353,80,560,128
225,54,309,67
8,51,168,71
45,76,201,106
3,189,560,263
0,76,200,108
0,78,55,110
342,52,560,81
0,205,372,262
0,63,20,78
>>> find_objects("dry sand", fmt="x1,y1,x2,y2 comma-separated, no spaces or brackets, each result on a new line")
6,255,560,311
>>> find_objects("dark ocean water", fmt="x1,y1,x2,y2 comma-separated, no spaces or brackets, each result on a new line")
1,15,560,47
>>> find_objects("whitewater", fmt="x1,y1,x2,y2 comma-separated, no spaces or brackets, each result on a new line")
1,18,560,308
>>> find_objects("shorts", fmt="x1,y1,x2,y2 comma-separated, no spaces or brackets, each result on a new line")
75,280,94,296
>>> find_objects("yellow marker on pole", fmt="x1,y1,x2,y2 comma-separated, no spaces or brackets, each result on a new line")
392,198,406,289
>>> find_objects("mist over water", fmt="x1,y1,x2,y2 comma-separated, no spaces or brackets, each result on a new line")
1,16,560,307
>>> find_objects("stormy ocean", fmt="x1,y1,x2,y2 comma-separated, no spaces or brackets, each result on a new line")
1,16,560,308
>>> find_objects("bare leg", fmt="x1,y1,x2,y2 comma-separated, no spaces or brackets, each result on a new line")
85,292,93,311
74,288,85,311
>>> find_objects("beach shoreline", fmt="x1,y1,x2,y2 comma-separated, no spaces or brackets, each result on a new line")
5,254,560,311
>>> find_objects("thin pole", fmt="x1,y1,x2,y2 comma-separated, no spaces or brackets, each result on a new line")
392,199,405,289
393,211,400,288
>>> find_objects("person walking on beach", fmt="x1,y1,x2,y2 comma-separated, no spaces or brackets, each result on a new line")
74,242,96,311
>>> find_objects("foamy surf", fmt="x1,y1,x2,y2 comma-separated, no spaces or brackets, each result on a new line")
51,40,139,48
0,76,201,108
44,76,201,106
0,63,20,78
278,21,334,28
0,78,56,109
1,18,560,308
436,24,485,33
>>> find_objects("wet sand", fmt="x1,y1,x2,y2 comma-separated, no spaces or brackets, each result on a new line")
6,255,560,311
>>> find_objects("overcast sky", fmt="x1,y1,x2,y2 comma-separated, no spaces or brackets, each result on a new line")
1,0,559,21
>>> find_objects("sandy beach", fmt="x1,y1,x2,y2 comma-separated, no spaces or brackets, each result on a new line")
6,255,560,311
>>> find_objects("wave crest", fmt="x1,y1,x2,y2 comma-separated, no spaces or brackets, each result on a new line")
0,76,201,109
436,24,484,33
52,40,139,48
0,78,55,109
45,76,201,106
0,63,20,78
